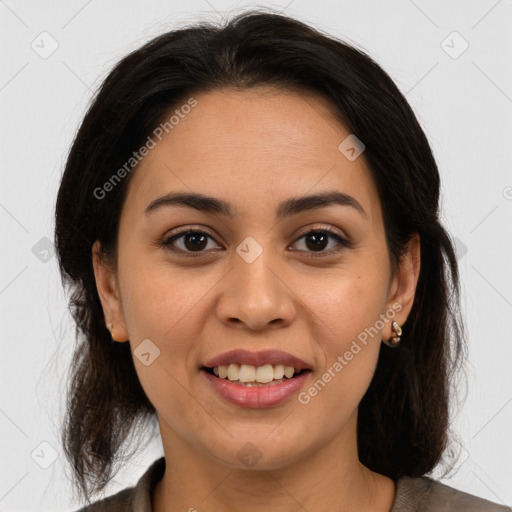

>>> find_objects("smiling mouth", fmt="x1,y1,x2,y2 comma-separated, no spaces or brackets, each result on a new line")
201,363,312,387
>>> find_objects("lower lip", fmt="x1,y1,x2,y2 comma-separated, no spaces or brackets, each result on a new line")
201,369,311,408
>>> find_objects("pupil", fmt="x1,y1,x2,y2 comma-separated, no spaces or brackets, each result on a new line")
306,232,327,251
185,233,207,251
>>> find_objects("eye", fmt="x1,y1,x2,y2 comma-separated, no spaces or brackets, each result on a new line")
160,228,220,257
291,226,350,258
159,225,350,258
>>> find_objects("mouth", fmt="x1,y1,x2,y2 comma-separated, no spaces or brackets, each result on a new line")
201,364,312,387
200,349,314,406
200,364,313,408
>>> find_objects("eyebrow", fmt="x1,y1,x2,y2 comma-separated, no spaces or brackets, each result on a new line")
144,190,367,220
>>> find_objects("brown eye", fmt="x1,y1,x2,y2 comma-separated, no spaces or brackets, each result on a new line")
162,229,220,255
291,228,350,258
159,226,350,258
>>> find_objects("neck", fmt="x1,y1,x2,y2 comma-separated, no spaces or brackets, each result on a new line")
153,413,396,512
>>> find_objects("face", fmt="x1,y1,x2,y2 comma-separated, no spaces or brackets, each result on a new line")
93,87,419,471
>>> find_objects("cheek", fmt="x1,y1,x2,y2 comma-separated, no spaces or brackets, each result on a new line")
299,300,383,431
118,251,209,346
117,257,207,426
309,266,388,348
301,265,388,402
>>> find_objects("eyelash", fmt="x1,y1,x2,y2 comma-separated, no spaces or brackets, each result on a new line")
159,225,351,259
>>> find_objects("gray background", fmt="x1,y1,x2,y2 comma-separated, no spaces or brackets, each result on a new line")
1,0,511,510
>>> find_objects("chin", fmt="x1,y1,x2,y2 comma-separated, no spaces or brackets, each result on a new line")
204,435,308,472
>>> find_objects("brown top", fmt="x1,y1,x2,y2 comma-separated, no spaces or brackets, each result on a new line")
73,456,511,511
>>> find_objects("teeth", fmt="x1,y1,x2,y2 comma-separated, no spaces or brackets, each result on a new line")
210,363,300,383
273,364,285,379
255,364,273,383
239,364,256,383
284,366,295,378
227,363,239,381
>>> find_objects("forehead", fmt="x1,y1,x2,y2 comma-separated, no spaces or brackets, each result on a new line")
123,87,379,225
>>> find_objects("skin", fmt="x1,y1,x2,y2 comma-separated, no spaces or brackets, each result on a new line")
93,87,420,512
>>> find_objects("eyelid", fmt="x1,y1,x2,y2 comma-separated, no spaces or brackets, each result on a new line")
164,225,218,241
293,223,347,243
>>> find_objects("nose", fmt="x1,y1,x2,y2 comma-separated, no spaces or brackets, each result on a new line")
215,247,297,331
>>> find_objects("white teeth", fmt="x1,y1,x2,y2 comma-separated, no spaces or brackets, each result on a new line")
239,364,256,383
210,363,300,383
255,364,273,383
273,364,285,380
284,366,295,379
227,363,239,381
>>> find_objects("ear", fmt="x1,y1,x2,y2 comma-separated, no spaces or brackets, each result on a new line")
385,233,421,334
92,240,129,342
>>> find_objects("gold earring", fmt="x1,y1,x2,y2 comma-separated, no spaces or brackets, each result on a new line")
383,321,402,348
108,323,118,343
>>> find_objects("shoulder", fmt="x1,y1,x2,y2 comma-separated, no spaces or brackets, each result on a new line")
72,487,135,511
71,456,166,512
392,475,511,512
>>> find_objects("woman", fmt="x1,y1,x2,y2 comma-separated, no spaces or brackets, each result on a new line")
55,9,510,512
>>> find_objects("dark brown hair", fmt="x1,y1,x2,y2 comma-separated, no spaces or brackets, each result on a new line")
54,8,465,505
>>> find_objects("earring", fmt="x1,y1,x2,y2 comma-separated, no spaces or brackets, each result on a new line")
108,322,118,343
383,321,402,348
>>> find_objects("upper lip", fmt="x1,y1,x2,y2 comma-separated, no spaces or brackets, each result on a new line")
202,349,313,371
